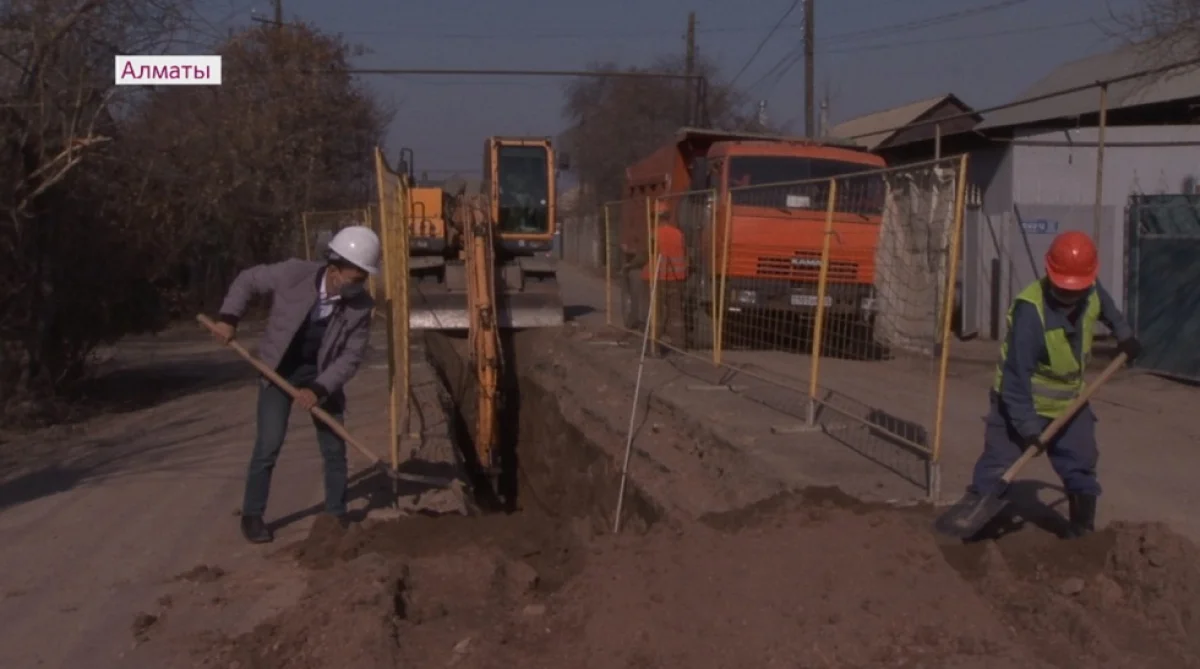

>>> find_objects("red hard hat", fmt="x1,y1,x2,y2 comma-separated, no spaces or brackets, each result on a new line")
1044,231,1098,291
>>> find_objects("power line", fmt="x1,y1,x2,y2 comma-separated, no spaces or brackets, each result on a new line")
326,22,806,40
743,16,1095,98
745,49,805,97
827,0,1032,43
343,68,699,81
841,55,1200,141
823,19,1097,54
318,1,1022,43
729,0,801,86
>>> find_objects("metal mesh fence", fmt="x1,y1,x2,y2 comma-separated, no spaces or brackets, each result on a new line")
372,147,413,472
595,155,969,496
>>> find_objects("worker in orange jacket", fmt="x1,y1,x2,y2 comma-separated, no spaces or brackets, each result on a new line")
644,199,688,347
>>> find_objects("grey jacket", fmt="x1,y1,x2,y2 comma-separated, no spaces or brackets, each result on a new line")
218,259,374,398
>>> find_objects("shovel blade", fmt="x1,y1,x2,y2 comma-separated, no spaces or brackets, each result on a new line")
934,490,1010,540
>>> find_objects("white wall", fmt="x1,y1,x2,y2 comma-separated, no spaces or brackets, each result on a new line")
1011,125,1200,316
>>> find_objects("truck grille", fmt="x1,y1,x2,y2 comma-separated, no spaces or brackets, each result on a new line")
757,253,858,281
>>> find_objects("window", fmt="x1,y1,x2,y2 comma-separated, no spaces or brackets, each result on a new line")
688,157,709,191
728,156,886,215
497,145,551,234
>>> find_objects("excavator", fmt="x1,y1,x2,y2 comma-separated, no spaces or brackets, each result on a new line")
389,137,565,497
396,137,564,332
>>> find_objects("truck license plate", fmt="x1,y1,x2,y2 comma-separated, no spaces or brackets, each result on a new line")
790,294,831,307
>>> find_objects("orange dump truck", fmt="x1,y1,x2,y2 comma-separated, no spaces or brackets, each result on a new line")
618,127,886,347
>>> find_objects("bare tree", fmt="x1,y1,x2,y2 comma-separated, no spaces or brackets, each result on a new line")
1110,0,1200,64
124,22,391,311
560,54,760,208
0,5,391,421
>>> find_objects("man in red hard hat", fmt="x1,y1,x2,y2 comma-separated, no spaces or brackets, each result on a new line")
967,230,1141,539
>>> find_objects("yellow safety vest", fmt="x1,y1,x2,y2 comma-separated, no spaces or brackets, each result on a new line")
992,280,1101,418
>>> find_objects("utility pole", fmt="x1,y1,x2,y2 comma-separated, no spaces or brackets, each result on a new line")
685,11,696,126
273,0,282,24
803,0,815,137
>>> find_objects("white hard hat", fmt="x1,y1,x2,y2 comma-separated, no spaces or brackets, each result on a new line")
327,225,380,275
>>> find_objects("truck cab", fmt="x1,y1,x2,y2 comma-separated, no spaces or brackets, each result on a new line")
619,128,886,346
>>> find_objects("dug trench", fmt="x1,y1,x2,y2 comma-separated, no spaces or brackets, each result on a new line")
194,328,1200,669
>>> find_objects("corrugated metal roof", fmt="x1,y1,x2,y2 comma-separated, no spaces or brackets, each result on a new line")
827,95,955,149
977,40,1200,131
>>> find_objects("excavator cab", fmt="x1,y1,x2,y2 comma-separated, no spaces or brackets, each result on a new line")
407,137,564,331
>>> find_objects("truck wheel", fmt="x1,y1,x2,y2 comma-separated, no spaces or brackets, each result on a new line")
684,295,715,350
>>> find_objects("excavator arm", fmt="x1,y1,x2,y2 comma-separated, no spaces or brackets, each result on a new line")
459,193,502,474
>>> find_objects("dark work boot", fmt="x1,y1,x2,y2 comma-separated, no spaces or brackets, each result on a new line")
240,514,274,544
1061,493,1097,539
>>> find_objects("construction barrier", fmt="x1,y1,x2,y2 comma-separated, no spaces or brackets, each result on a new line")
372,147,414,475
599,155,969,497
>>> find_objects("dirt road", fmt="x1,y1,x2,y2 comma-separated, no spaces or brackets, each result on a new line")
0,325,413,668
186,326,1200,668
3,272,1200,668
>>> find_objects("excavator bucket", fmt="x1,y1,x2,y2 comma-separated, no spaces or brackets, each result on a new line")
408,289,564,330
408,259,565,331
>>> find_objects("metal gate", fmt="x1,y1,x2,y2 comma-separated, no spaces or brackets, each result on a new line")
1126,194,1200,381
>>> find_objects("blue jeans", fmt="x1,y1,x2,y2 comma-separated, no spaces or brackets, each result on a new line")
242,363,348,517
969,393,1101,497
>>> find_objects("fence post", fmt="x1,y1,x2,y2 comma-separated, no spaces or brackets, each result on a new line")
645,197,658,347
604,204,612,326
715,191,732,366
1094,83,1108,243
930,154,971,501
708,188,718,364
396,184,415,443
301,212,312,260
372,148,400,474
806,179,838,427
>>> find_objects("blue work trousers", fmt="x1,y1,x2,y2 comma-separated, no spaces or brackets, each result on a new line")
968,393,1101,497
241,363,348,517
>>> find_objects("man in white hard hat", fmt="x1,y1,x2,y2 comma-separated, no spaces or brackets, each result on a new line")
209,225,381,544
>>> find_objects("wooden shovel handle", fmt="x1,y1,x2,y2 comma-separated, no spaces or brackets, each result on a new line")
999,351,1128,484
196,314,382,468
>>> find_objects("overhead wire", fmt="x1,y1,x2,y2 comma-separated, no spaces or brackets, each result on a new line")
741,15,1099,101
840,54,1200,141
823,18,1099,54
826,0,1033,43
729,0,801,86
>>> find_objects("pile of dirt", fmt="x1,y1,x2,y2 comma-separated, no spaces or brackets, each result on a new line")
191,329,1200,668
202,492,1200,669
945,520,1200,669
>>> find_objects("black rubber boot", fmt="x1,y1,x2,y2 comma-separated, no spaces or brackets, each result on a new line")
1062,493,1097,539
240,514,274,544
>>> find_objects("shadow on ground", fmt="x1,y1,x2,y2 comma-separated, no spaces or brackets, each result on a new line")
0,414,241,513
267,460,469,532
74,354,254,416
565,304,596,322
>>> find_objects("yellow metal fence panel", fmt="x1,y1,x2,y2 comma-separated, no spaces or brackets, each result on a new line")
373,147,413,472
596,155,970,499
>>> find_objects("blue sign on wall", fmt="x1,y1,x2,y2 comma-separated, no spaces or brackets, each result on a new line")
1020,218,1059,234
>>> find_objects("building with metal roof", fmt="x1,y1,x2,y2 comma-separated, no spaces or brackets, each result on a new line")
828,43,1200,376
977,40,1200,132
828,94,981,151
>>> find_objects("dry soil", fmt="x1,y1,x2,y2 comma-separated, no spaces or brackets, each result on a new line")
183,329,1200,669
